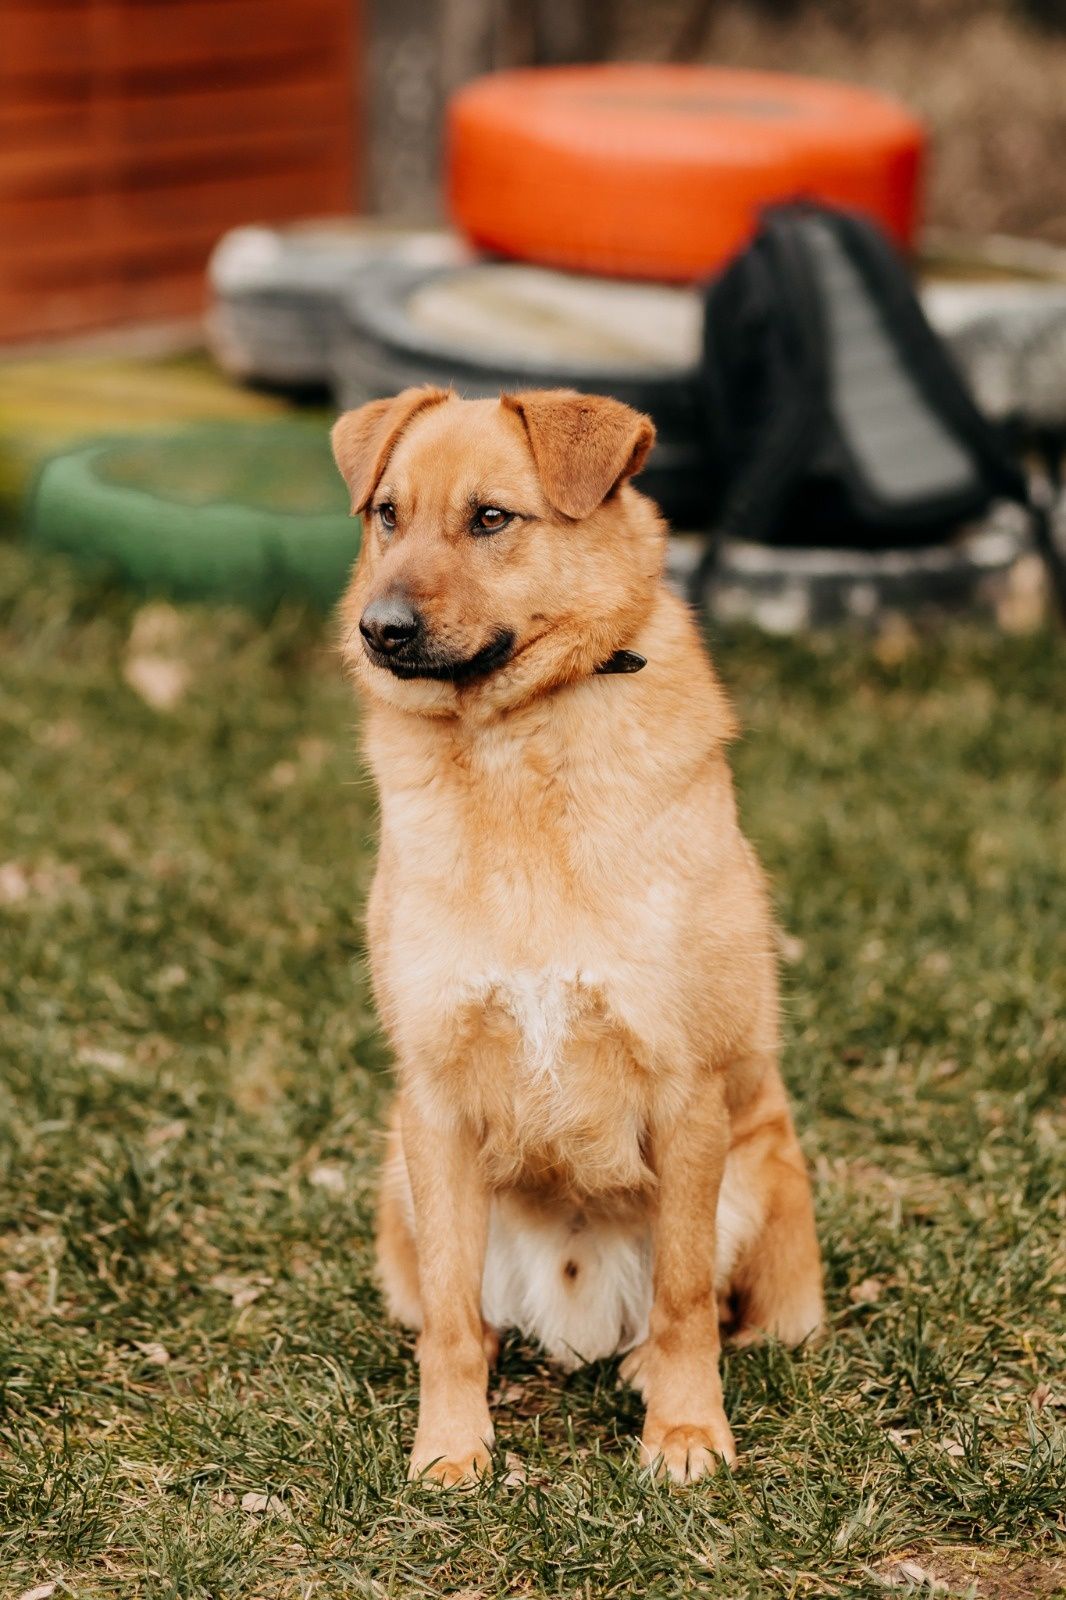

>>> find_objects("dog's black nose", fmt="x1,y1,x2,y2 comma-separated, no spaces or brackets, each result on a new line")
359,595,422,655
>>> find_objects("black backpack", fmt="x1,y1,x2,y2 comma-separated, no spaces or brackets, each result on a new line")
698,203,1065,614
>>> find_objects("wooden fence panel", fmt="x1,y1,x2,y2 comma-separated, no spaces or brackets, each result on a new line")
0,0,359,342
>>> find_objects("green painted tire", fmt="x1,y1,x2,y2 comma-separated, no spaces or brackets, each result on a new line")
26,425,359,613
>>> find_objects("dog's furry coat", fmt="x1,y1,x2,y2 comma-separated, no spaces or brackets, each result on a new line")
333,387,823,1484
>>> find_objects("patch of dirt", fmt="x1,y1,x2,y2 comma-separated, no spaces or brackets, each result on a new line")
875,1547,1066,1598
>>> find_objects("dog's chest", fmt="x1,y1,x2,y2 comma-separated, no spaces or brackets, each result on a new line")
458,964,657,1196
380,725,694,1192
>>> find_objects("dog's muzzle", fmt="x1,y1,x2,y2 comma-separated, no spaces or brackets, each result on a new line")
359,596,515,684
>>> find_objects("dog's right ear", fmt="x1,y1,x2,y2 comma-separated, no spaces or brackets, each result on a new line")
331,386,450,513
502,389,655,521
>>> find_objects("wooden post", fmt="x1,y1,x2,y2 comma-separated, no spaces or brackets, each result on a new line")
364,0,608,220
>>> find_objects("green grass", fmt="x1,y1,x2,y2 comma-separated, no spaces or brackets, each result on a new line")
1,540,1063,1599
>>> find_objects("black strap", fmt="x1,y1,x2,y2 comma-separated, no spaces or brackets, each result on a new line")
1030,495,1066,621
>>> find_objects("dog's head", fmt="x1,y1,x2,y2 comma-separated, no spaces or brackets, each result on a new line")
332,386,663,716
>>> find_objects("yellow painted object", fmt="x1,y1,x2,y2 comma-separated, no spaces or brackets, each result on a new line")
0,354,287,522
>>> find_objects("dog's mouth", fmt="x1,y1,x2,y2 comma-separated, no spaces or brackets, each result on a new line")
365,629,517,683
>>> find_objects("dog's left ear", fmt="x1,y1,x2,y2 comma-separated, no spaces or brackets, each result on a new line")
502,390,655,520
331,386,450,513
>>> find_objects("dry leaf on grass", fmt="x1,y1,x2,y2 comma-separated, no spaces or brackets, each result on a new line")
849,1276,884,1305
18,1585,58,1600
144,1120,186,1150
0,863,31,904
128,602,185,653
0,861,80,905
1030,1382,1055,1413
308,1163,346,1192
75,1046,128,1072
123,655,190,712
208,1273,272,1309
269,760,298,790
132,1341,170,1366
154,964,188,991
241,1491,289,1517
876,1558,948,1591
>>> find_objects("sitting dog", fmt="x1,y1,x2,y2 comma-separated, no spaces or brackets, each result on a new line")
331,386,823,1486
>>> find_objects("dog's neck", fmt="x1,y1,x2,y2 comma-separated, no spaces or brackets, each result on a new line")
363,590,737,860
365,588,734,767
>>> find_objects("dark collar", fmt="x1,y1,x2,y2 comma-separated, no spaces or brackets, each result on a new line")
595,649,646,676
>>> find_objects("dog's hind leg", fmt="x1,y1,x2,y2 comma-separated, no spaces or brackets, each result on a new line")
376,1101,423,1331
723,1068,823,1349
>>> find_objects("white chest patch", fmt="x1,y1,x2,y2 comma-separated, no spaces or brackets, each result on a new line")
469,966,595,1079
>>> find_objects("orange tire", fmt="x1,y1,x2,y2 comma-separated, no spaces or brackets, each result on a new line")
447,64,925,283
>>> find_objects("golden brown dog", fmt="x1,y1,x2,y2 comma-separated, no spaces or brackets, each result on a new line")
331,386,823,1487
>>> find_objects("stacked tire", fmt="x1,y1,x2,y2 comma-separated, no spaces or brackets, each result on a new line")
209,64,928,530
922,278,1066,440
446,64,924,282
186,65,1062,625
32,65,1065,622
330,261,710,524
207,220,470,391
28,426,359,614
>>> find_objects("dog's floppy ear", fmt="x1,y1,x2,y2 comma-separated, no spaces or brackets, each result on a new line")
502,389,655,520
331,386,450,513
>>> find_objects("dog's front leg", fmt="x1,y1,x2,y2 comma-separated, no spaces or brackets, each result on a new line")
635,1074,737,1483
403,1099,493,1486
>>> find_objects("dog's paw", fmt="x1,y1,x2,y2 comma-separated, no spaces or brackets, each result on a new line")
728,1311,825,1352
408,1435,492,1488
640,1419,736,1484
727,1324,767,1351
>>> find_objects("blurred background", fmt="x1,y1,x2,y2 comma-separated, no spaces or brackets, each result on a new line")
5,0,1066,345
368,0,1066,241
5,0,1066,627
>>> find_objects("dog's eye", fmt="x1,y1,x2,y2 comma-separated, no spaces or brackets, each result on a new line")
376,502,397,534
472,505,513,536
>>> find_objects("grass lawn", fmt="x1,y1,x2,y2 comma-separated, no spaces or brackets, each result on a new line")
1,540,1063,1599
